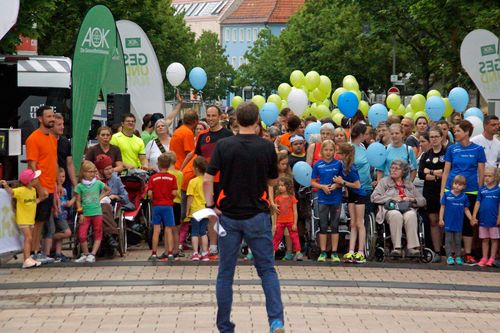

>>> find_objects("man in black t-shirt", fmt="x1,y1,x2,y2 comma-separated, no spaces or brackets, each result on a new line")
203,102,285,333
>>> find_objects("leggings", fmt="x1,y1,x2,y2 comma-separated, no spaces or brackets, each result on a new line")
445,231,462,258
318,204,341,234
78,215,103,243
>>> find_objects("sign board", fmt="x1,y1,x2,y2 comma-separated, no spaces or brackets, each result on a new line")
388,86,400,95
390,74,398,83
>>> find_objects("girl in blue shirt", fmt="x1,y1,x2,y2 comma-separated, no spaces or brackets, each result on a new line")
311,140,343,263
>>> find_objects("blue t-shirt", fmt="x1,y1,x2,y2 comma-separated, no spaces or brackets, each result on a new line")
477,186,500,227
353,143,372,192
312,159,343,205
444,143,486,193
440,191,470,232
343,164,367,196
382,144,417,178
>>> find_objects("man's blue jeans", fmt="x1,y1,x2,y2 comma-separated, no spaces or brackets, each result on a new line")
216,212,284,333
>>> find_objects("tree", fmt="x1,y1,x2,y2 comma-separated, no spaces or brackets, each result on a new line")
193,31,235,101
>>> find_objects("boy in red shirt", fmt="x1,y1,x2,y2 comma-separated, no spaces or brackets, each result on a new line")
147,153,178,261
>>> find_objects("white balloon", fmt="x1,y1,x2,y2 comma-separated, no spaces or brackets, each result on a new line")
467,116,484,138
287,88,308,117
166,62,186,87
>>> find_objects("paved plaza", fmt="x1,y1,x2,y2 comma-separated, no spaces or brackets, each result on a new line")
1,245,499,333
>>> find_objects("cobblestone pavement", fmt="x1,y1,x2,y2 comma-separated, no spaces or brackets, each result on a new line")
1,246,499,332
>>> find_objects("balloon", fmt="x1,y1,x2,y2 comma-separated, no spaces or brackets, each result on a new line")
322,99,330,108
443,97,453,118
305,71,320,90
464,107,484,121
231,96,243,109
267,94,282,109
448,87,469,113
332,112,344,126
425,96,445,121
366,142,387,169
343,75,357,85
368,103,388,127
467,116,484,138
318,75,332,94
188,67,207,90
281,100,288,109
386,93,401,111
331,108,340,115
351,90,362,102
404,112,415,119
165,62,185,87
313,104,331,119
278,83,292,100
405,104,413,114
332,87,347,106
388,110,394,117
313,88,327,102
290,70,305,88
304,122,321,143
338,91,359,118
251,95,265,109
260,102,279,126
410,94,426,112
413,111,428,122
292,161,312,187
359,100,369,117
287,88,308,117
342,75,358,90
427,89,441,99
394,104,406,116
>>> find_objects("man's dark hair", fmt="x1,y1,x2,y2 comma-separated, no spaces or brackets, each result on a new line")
458,119,474,137
484,115,498,126
36,105,53,118
142,113,152,131
157,153,172,170
183,110,199,125
236,101,259,127
279,107,291,117
207,105,222,115
287,115,301,132
304,116,317,123
121,113,136,123
437,119,450,128
350,122,367,140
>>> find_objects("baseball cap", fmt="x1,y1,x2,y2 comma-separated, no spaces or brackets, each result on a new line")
19,169,42,185
289,135,305,143
94,154,113,170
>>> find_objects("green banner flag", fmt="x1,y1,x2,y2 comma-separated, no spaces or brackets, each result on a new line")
102,28,127,102
71,5,116,171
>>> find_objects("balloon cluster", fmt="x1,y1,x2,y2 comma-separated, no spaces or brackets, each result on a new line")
166,62,207,91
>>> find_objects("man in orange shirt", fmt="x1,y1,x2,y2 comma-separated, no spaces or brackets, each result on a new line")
26,105,58,264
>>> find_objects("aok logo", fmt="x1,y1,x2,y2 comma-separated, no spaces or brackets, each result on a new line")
481,44,496,56
81,27,110,49
126,38,141,48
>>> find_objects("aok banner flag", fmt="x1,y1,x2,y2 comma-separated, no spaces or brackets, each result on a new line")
72,5,116,170
102,28,127,103
0,189,22,256
117,20,165,121
0,0,19,40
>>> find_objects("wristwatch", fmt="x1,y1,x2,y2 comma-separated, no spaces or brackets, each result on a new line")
343,181,346,186
205,203,216,209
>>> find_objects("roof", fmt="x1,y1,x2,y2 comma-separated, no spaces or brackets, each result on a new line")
172,0,232,17
222,0,304,24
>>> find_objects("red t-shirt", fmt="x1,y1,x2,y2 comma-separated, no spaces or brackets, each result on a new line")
148,172,177,206
275,194,298,224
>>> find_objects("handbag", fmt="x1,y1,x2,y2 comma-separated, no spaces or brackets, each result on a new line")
384,200,412,213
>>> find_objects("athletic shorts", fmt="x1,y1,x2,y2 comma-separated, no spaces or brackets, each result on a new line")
152,205,175,227
35,194,53,223
479,226,500,239
318,204,341,234
173,203,181,226
190,218,208,237
347,191,369,205
42,214,70,238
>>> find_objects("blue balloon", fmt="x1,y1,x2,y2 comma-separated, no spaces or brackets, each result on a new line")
448,87,469,113
464,107,484,121
425,96,445,121
304,122,321,143
260,102,279,126
189,67,207,90
366,142,387,169
338,91,359,118
292,161,312,187
368,103,388,127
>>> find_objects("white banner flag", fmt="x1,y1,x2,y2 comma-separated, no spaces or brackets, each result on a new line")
0,189,22,256
117,20,165,123
0,0,20,41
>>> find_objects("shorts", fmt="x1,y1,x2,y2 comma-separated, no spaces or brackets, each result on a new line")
18,224,34,229
190,218,208,237
462,193,477,237
35,194,54,223
152,205,175,227
318,204,341,234
42,214,70,238
173,203,181,226
479,226,500,239
78,215,103,243
347,191,369,205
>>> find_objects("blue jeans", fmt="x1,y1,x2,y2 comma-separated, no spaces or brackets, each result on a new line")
216,212,284,333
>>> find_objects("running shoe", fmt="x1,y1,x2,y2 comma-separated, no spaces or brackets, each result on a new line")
244,252,254,261
270,319,285,333
208,252,219,261
191,253,200,261
477,257,488,267
200,253,210,262
354,252,366,264
33,252,55,264
294,251,304,261
432,254,441,263
22,257,41,269
486,257,495,267
75,255,88,263
464,254,477,266
317,252,327,262
343,252,354,263
331,252,340,263
446,256,455,265
168,254,177,262
148,255,158,262
158,252,169,260
86,254,96,263
455,257,463,265
282,252,294,261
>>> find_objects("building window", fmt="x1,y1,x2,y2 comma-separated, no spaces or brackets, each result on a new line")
246,28,251,42
239,56,244,66
239,28,244,42
232,57,237,68
253,28,258,41
225,28,229,42
232,28,237,42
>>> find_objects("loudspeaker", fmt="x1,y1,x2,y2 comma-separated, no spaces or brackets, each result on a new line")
106,93,130,126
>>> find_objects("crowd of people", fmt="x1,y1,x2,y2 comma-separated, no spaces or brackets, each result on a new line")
1,96,499,269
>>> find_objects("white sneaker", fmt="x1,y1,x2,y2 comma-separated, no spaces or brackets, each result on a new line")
22,257,41,269
86,254,96,263
75,255,87,263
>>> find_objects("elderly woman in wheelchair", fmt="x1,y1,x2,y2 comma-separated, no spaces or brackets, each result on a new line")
371,160,426,257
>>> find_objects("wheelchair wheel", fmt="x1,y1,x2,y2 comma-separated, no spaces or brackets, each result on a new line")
375,246,385,262
420,247,434,263
364,212,377,261
117,209,126,256
72,214,81,258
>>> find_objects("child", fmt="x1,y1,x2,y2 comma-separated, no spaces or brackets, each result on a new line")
74,161,110,263
147,153,178,261
272,177,303,261
472,167,500,267
311,139,344,262
334,143,368,264
1,169,42,268
166,151,184,258
186,156,209,261
52,168,74,262
439,175,472,265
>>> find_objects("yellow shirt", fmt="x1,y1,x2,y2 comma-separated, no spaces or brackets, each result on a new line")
110,132,145,168
169,168,183,204
186,175,205,217
12,186,37,225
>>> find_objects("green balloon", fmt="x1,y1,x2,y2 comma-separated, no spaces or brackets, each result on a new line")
386,93,401,111
305,71,320,90
443,97,453,117
290,70,305,88
332,87,346,106
410,94,426,112
413,111,428,121
351,89,361,102
322,99,331,108
278,83,292,100
332,112,344,126
313,88,327,102
318,75,332,94
405,104,413,114
358,100,369,117
315,104,331,119
404,112,415,119
308,91,317,103
427,89,441,99
342,75,357,87
343,79,359,91
267,94,282,109
232,96,243,109
394,104,406,116
251,95,265,109
281,100,288,109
